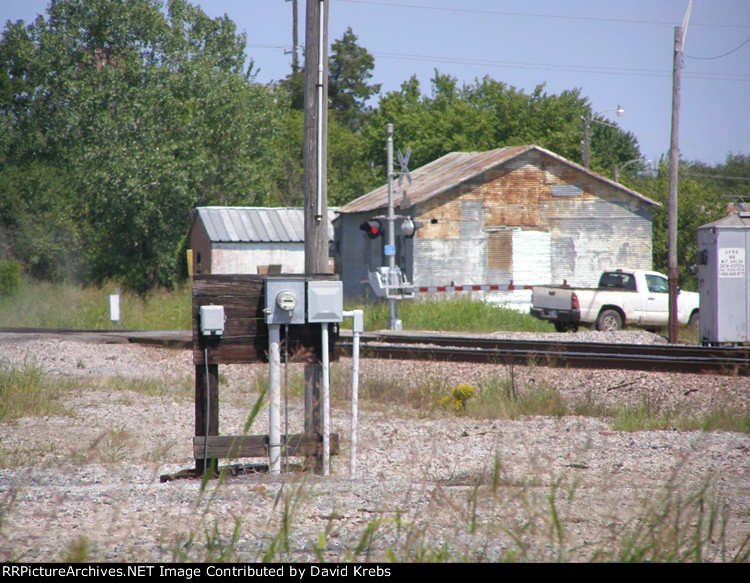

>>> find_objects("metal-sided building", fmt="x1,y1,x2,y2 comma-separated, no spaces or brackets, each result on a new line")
189,207,336,275
334,145,659,300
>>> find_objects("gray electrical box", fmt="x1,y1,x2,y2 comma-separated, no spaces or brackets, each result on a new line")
264,277,306,325
307,280,343,323
697,212,750,344
200,305,225,336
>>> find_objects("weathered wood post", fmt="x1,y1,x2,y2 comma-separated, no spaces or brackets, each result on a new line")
302,0,330,473
189,274,340,477
194,359,219,476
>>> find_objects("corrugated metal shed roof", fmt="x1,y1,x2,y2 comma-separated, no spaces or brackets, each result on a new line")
195,207,336,243
338,145,659,214
699,211,750,230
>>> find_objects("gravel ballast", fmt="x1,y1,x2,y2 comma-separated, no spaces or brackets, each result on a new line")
0,331,748,563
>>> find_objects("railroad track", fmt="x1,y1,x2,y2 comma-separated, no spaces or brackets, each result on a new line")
3,327,748,375
338,332,750,375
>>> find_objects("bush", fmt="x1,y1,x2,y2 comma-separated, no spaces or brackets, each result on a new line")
0,260,21,297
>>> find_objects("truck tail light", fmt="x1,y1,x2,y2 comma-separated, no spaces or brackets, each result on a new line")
571,292,580,311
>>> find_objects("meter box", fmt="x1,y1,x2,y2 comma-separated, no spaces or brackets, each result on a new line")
265,277,306,325
200,305,225,336
307,280,343,323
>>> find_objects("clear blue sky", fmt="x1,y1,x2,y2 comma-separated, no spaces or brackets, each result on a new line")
2,0,749,169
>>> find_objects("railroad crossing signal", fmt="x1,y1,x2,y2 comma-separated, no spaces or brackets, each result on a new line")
359,219,383,239
397,147,412,188
400,218,423,239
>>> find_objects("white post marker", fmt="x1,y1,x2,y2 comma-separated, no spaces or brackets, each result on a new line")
109,292,120,325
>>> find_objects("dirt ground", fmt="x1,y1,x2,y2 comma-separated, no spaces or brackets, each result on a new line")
0,334,748,563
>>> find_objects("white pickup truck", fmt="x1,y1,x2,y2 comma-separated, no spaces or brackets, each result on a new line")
530,269,700,332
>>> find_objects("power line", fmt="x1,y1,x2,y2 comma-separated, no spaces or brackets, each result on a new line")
247,43,750,83
334,0,750,29
370,50,750,83
683,172,750,181
686,36,750,60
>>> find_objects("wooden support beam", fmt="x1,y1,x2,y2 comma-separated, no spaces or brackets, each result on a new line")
192,274,339,365
194,362,219,474
193,433,339,460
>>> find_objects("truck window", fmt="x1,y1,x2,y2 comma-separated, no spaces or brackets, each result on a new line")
599,272,636,290
645,274,669,293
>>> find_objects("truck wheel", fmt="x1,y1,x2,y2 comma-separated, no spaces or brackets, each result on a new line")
554,322,579,333
688,311,699,329
596,309,623,332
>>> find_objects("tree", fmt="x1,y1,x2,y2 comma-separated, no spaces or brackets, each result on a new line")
360,73,641,184
635,159,727,290
328,27,380,130
0,0,282,291
687,153,750,205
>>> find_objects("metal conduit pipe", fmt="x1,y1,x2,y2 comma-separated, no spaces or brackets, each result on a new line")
315,0,325,221
321,323,330,476
268,324,281,474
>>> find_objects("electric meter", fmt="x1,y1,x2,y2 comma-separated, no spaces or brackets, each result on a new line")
276,290,298,312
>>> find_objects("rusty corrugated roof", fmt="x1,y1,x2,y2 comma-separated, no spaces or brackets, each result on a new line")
338,145,658,213
195,207,335,243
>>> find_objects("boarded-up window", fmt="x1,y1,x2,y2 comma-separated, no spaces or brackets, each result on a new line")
551,184,583,197
487,230,513,271
460,201,483,238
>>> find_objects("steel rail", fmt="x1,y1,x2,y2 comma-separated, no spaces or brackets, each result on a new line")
2,326,746,375
337,332,750,375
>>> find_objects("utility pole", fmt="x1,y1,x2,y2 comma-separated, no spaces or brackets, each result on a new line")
291,0,299,73
302,0,329,471
668,1,692,343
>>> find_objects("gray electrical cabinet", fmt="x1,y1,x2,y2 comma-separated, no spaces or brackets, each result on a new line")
697,212,750,344
264,277,306,325
307,280,343,323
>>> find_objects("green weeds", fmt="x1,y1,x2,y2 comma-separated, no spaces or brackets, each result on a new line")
0,364,71,422
346,296,553,333
0,280,191,330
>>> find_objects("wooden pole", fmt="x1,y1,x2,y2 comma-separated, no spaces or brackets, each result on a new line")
303,0,329,473
303,0,329,272
668,25,684,344
194,362,219,475
668,2,691,344
291,0,299,73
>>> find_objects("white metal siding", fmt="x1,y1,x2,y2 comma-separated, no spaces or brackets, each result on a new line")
211,243,305,274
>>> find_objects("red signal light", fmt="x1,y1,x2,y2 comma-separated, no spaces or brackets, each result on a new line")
359,219,383,239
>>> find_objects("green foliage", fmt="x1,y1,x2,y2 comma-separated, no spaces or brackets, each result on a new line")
0,0,282,292
608,477,742,563
1,0,743,297
60,536,92,563
634,161,727,289
328,27,381,130
438,383,477,412
0,280,191,329
353,296,554,333
0,259,20,296
362,75,638,175
687,153,750,203
464,375,568,420
0,364,71,422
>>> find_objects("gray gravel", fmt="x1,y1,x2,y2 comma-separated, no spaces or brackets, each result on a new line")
0,332,748,563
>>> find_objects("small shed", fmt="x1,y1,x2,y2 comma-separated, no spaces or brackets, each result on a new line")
189,207,336,275
334,145,659,301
